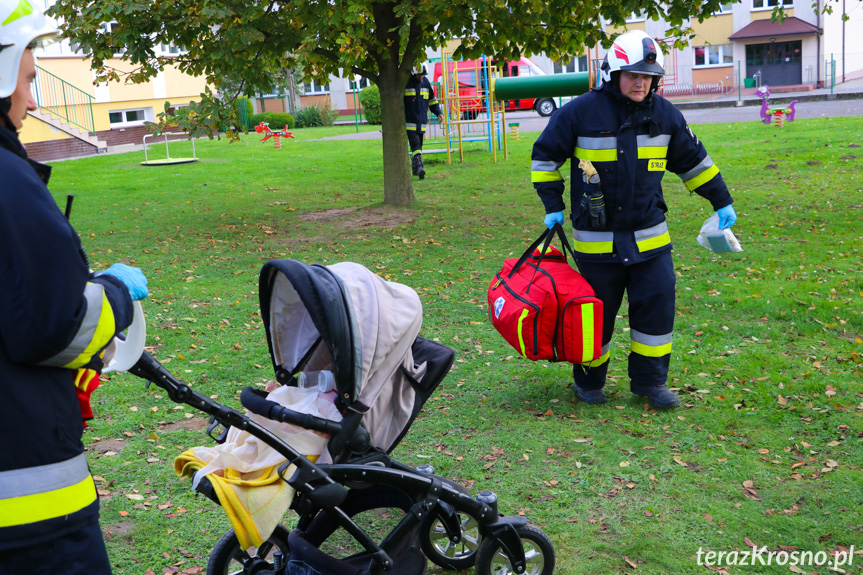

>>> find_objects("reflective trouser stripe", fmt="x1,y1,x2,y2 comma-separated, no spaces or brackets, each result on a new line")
572,229,614,254
583,343,611,367
634,221,671,253
517,308,530,357
0,453,96,527
406,124,428,132
630,329,673,357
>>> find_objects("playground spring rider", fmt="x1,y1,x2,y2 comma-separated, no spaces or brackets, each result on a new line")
255,122,295,148
757,85,798,128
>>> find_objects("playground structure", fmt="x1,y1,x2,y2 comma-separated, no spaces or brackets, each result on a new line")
141,132,199,166
757,85,798,128
254,121,295,148
425,53,590,164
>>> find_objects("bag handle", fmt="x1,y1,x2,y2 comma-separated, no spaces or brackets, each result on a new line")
508,223,578,280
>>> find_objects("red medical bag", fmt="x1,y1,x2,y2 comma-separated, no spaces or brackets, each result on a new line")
487,225,603,364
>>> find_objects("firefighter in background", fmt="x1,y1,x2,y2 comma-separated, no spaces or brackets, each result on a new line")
531,30,738,408
404,65,443,180
0,2,148,572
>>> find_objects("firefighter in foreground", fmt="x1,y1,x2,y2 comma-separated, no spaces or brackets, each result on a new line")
0,3,148,573
531,30,738,408
404,65,443,179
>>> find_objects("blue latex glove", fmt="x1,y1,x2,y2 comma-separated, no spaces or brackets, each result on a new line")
717,205,737,229
100,263,149,301
544,211,564,230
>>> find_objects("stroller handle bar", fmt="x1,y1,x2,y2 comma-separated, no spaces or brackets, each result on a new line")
240,387,343,436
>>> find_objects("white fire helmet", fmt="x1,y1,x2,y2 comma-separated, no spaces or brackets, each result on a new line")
0,0,60,98
600,30,665,87
411,65,427,76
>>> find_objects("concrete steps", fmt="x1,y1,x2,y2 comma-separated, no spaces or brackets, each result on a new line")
28,109,107,153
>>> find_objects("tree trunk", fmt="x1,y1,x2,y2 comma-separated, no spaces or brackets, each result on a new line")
378,68,414,206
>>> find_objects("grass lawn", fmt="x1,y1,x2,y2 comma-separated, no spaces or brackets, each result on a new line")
48,117,862,575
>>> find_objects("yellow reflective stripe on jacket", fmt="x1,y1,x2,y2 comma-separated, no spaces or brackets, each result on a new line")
65,287,117,369
576,136,617,163
636,134,670,159
517,308,530,357
0,453,96,527
37,283,117,369
634,221,671,253
681,156,720,192
531,159,564,183
630,329,673,357
405,89,417,96
572,230,614,254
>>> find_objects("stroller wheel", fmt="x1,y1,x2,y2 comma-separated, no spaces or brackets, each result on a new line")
207,524,291,575
474,525,555,575
419,508,480,569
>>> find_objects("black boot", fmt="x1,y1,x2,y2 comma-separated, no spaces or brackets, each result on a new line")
574,383,607,404
411,154,420,176
415,153,425,179
633,385,680,408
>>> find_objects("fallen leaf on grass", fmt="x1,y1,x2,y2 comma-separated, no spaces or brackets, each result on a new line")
674,457,687,467
624,556,638,569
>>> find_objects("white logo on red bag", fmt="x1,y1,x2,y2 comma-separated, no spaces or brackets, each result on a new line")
494,297,505,319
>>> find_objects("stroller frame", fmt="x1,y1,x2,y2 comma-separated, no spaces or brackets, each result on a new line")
126,259,554,575
130,352,537,574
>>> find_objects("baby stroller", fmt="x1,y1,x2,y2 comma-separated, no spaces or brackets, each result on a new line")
128,259,555,575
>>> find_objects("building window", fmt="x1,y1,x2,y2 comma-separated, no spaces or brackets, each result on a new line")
752,0,792,9
349,77,371,92
715,2,734,13
625,10,647,22
109,108,149,127
101,22,126,56
303,80,330,95
554,56,588,74
694,43,734,67
158,42,187,56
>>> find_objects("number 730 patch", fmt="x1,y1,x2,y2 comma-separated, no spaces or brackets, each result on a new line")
648,159,667,171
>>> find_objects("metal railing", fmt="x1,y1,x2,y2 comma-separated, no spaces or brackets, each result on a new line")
31,65,96,135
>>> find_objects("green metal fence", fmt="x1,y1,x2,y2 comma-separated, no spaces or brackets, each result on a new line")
32,65,96,135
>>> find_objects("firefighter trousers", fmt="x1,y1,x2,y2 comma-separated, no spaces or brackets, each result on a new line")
407,130,425,153
572,252,675,392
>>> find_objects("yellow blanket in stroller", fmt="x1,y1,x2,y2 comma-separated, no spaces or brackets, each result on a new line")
173,385,341,551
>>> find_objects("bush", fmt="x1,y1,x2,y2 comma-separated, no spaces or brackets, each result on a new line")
249,112,295,130
359,85,381,124
294,103,340,128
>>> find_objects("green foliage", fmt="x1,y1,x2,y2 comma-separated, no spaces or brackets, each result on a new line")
294,103,339,128
48,115,863,575
46,0,748,204
359,85,382,125
249,112,296,130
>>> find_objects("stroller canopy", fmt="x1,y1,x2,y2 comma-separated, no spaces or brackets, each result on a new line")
259,260,440,453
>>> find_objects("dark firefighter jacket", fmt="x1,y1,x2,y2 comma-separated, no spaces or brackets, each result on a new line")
404,75,442,133
0,122,133,549
532,82,733,266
